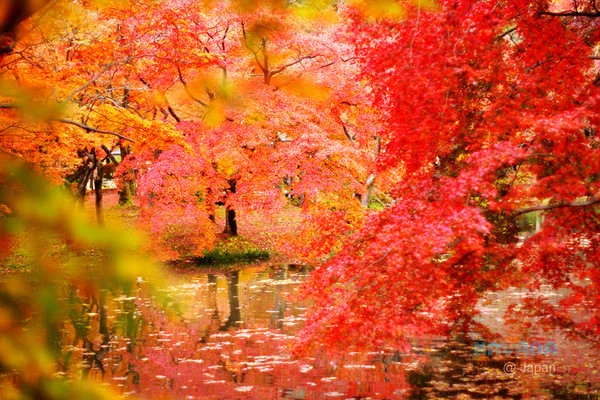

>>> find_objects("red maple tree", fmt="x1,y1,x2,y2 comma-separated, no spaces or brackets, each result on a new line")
297,0,600,351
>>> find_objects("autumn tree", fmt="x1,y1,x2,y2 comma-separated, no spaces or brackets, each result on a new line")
0,0,187,226
297,0,600,351
99,0,384,258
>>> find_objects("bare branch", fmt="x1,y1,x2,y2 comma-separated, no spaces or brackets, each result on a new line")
63,64,112,104
512,197,600,215
176,65,208,107
55,118,135,142
241,22,266,73
2,103,133,141
270,55,318,77
541,10,600,17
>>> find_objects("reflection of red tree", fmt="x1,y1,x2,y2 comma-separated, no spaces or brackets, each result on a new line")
118,275,410,399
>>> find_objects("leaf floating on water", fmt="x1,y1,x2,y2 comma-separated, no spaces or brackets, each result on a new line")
300,365,313,373
234,386,254,392
343,364,376,369
179,359,204,364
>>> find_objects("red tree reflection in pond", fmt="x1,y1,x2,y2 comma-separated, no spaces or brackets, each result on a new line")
71,265,600,399
125,266,412,399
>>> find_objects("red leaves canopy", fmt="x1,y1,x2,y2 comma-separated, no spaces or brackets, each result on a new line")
298,0,600,351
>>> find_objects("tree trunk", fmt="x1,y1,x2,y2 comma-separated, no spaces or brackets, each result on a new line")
223,178,238,236
94,162,105,226
361,174,376,208
224,206,238,236
117,144,136,206
207,188,216,222
362,135,381,209
118,180,136,206
76,164,93,208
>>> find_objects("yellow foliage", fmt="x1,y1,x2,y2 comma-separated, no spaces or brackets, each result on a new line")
203,98,227,127
280,77,331,101
349,0,407,20
293,0,340,22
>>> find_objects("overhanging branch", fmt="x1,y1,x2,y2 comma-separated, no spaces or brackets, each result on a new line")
513,197,600,215
55,119,135,142
540,10,600,17
0,103,134,142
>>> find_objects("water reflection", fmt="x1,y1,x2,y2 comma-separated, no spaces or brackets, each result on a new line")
63,263,600,399
220,271,241,331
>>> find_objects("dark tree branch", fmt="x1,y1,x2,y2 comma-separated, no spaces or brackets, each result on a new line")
55,119,135,142
1,103,134,141
540,10,600,17
339,117,355,142
167,105,181,123
101,144,120,166
241,22,266,73
512,197,600,215
496,26,516,39
319,61,336,69
63,64,112,104
270,55,318,77
176,65,208,107
527,153,593,196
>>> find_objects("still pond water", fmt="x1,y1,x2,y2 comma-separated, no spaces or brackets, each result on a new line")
77,263,600,399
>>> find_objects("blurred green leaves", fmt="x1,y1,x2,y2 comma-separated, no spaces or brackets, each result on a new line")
0,156,164,399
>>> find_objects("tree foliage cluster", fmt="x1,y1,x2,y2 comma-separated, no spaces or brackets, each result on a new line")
299,0,600,351
1,0,390,260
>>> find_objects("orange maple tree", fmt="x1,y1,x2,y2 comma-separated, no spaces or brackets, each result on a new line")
95,0,385,258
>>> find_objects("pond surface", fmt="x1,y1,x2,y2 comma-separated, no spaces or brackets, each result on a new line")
74,263,600,399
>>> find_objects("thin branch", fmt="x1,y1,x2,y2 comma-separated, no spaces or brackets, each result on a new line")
339,116,355,142
220,23,229,51
167,105,181,123
241,22,266,73
497,26,516,39
270,54,318,77
0,148,38,164
63,64,112,104
2,103,133,141
176,65,208,107
540,10,600,17
527,153,593,196
55,119,135,142
319,61,336,69
513,197,600,215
